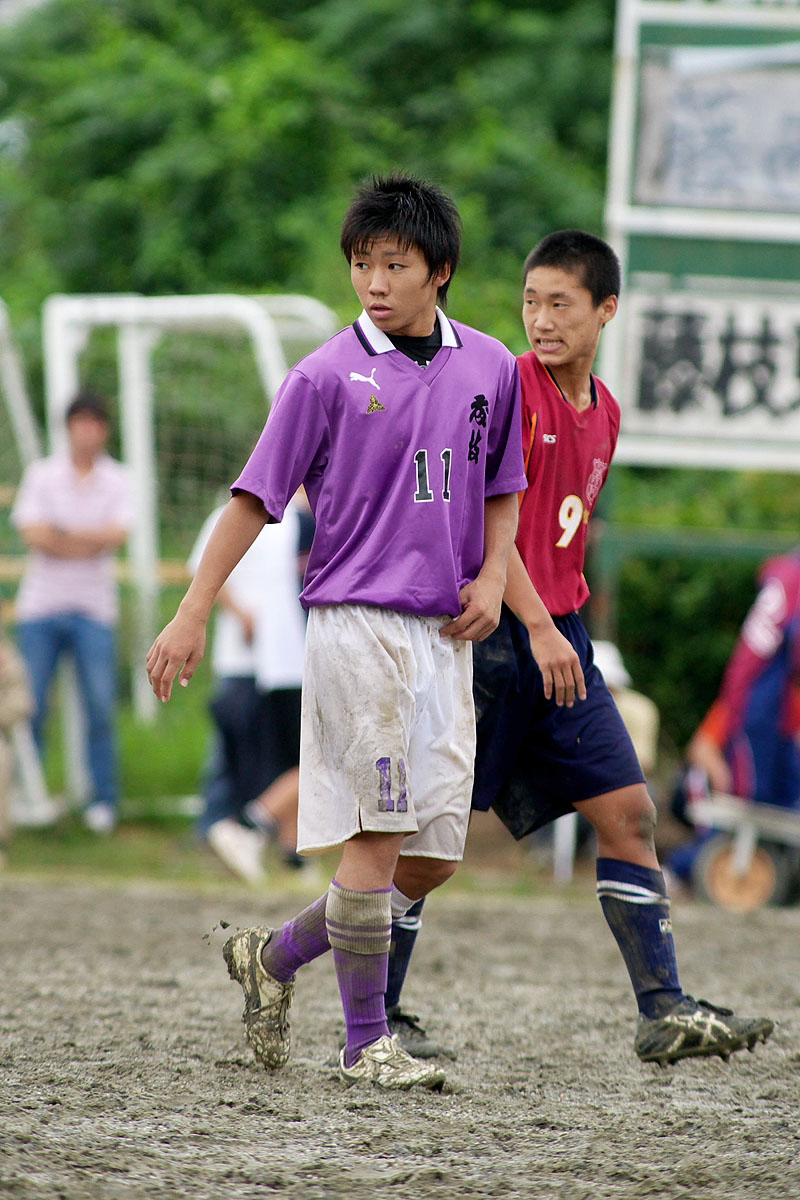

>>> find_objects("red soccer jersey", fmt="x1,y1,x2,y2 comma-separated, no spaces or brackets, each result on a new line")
718,551,800,740
515,351,620,616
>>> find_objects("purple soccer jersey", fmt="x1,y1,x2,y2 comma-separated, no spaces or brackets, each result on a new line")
232,309,526,617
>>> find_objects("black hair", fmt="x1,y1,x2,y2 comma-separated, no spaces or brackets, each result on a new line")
65,390,110,424
340,173,461,306
523,230,621,307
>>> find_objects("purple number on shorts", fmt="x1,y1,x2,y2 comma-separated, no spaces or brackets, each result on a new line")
376,757,393,811
375,757,408,813
397,758,408,812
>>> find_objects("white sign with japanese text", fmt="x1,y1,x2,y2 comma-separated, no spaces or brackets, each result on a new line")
617,275,800,468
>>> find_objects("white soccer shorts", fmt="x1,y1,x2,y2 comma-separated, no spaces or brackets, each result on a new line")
297,604,475,859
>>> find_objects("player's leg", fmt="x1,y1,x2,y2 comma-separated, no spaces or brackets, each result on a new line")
578,782,683,1015
381,607,528,1043
225,606,450,1087
374,616,475,1060
329,830,404,1066
579,781,773,1064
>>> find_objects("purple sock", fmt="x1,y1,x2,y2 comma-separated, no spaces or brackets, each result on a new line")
260,893,330,982
326,879,392,1068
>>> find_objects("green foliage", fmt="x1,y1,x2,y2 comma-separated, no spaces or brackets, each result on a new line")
0,0,613,371
613,555,760,753
613,466,800,533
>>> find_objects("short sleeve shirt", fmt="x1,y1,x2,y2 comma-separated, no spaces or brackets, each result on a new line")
232,309,527,618
11,453,132,625
515,352,620,617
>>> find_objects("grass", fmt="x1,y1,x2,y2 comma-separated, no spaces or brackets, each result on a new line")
3,804,597,905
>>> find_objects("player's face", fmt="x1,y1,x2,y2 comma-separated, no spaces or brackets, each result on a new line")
350,237,450,337
522,265,617,370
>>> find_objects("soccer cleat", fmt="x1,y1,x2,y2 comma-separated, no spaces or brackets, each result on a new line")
338,1034,446,1090
222,927,295,1069
634,995,774,1067
386,1004,457,1060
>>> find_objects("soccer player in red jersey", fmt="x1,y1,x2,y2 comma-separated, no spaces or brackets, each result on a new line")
385,230,774,1067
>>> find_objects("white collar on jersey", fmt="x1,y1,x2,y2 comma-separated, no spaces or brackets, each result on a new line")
354,306,461,356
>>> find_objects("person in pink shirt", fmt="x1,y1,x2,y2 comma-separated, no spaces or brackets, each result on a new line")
12,391,132,834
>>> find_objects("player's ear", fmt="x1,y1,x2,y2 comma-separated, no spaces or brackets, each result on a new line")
599,294,618,325
432,264,451,288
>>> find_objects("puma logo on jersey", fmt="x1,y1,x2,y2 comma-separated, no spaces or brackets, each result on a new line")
543,433,557,444
366,395,385,413
350,368,380,390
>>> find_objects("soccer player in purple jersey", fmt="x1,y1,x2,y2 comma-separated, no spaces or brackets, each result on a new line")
385,230,774,1068
146,174,527,1090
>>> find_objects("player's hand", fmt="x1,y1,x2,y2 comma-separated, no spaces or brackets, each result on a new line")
440,576,504,643
146,610,207,703
528,625,586,707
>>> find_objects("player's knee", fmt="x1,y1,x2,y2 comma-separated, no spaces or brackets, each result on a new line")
585,785,657,852
395,855,456,898
632,793,658,850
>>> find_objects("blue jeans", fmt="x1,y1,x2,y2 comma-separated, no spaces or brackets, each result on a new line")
17,614,119,811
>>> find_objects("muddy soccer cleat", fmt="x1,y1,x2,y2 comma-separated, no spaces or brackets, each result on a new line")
222,926,295,1069
386,1004,457,1060
634,995,774,1066
338,1034,447,1090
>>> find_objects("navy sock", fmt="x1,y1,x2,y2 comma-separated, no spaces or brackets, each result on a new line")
596,857,684,1019
385,897,425,1010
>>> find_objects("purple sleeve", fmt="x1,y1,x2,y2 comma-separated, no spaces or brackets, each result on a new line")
231,370,329,521
484,356,526,498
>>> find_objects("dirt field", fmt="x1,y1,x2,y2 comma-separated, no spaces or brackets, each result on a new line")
2,872,798,1200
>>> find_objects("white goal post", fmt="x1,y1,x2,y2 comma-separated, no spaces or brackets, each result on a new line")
41,292,338,805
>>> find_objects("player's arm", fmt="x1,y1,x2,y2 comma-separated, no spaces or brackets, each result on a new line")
146,491,269,701
504,546,586,707
440,491,518,643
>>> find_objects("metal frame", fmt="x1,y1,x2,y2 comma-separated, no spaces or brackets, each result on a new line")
41,292,338,807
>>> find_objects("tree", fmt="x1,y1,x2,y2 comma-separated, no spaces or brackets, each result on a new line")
0,0,613,351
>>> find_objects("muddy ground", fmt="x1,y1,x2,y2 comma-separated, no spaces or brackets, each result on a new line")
1,870,798,1200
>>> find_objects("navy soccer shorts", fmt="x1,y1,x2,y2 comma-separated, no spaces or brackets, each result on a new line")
471,606,645,840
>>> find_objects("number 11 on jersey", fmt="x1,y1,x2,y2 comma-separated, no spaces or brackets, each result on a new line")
414,448,452,503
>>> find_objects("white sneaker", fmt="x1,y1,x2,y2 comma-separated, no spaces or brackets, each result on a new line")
206,818,266,884
338,1034,446,1090
83,804,116,835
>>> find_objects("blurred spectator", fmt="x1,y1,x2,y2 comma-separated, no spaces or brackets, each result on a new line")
668,549,800,886
11,392,132,834
189,491,312,883
592,641,660,776
0,612,34,867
